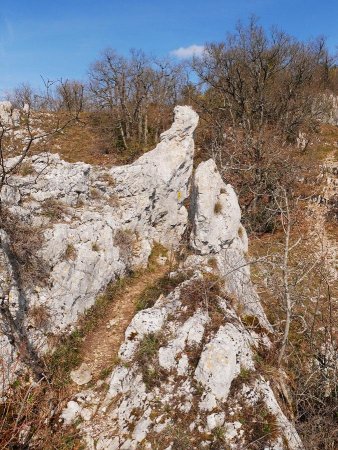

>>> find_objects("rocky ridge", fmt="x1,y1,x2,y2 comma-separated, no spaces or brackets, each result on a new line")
0,105,303,448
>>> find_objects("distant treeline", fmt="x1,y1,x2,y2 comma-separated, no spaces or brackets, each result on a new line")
6,18,338,231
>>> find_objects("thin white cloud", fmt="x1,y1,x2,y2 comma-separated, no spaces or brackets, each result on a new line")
170,44,205,59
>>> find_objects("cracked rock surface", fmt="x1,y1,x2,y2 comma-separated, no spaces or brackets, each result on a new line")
0,105,303,449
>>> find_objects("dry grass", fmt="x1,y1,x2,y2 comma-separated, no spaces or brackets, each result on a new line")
17,161,36,176
135,271,188,312
238,399,279,449
64,243,77,261
214,200,223,214
179,273,223,320
0,380,84,450
0,208,48,287
97,172,116,187
29,304,51,329
91,242,100,252
41,198,68,221
113,228,140,267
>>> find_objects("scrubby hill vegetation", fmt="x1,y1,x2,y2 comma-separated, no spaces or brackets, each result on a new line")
0,19,337,449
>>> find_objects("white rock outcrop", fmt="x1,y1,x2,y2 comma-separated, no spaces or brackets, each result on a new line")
0,101,20,128
195,323,255,405
190,159,241,254
0,106,198,334
77,269,301,450
0,105,303,449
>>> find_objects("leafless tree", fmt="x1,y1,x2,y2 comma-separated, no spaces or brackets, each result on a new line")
88,48,186,153
191,18,334,231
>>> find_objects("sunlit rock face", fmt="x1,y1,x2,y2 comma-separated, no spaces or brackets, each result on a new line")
0,106,198,332
0,106,303,448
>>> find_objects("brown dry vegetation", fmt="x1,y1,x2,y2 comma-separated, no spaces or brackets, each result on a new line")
0,244,171,449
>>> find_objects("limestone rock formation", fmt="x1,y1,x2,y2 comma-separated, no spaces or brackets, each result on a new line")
0,101,20,128
0,106,303,449
71,152,301,449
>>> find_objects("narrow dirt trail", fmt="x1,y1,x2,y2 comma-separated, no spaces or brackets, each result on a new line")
81,264,168,378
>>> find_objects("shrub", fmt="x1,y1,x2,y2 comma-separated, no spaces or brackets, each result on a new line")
0,208,48,287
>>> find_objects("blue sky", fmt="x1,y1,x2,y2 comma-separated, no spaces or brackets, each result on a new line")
0,0,337,94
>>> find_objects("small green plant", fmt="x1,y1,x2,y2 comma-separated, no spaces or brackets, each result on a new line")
137,333,162,360
135,332,168,389
46,329,84,386
212,426,226,444
99,365,115,380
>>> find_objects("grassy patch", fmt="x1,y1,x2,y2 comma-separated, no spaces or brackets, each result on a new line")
135,271,187,312
135,332,168,389
45,329,84,387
